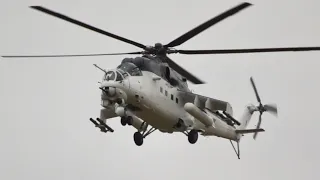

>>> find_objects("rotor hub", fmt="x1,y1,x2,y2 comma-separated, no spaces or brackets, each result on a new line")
154,43,163,49
143,43,168,55
258,103,265,112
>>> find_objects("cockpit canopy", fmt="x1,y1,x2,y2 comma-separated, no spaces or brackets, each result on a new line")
103,70,123,81
102,62,143,82
117,61,142,76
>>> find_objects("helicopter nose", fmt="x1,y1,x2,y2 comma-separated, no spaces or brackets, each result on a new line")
100,85,128,104
102,86,116,97
100,80,128,102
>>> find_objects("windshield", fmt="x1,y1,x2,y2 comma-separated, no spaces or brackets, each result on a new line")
103,70,124,81
117,62,142,76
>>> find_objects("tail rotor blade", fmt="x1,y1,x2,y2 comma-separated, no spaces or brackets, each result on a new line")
253,113,262,140
248,77,278,140
250,77,261,103
264,103,278,117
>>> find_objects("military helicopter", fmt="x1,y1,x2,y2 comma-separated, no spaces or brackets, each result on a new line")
3,2,320,159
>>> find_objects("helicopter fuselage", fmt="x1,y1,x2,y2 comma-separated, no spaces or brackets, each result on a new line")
99,68,243,141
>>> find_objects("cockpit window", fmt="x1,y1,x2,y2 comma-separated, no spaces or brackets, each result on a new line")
116,71,123,81
117,62,142,76
103,70,123,81
104,71,116,81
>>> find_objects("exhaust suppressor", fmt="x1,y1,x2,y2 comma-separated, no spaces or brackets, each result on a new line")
184,103,215,128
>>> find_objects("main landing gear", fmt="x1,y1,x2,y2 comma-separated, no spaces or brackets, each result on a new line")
133,122,157,146
183,129,199,144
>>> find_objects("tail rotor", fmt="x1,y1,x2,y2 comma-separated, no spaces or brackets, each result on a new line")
249,77,278,139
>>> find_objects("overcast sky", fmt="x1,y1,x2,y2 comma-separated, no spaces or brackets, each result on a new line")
1,0,320,179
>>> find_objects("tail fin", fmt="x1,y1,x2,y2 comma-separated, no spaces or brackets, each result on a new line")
237,104,257,130
229,104,261,159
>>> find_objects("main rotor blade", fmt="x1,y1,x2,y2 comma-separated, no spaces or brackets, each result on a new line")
250,77,261,103
175,47,320,54
165,2,252,47
1,52,143,58
165,57,205,84
30,6,147,49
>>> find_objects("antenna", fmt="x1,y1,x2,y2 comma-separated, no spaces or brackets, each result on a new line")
93,64,107,74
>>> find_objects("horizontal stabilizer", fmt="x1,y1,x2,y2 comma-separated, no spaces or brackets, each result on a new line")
235,128,264,134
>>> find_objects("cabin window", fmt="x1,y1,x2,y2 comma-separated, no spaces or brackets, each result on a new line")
171,94,174,100
176,97,179,104
160,87,163,93
165,90,168,96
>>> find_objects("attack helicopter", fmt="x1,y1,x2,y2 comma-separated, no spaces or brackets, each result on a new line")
3,2,320,159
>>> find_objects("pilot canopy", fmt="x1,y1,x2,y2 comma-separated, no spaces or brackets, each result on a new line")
117,61,143,76
103,70,124,81
102,61,144,82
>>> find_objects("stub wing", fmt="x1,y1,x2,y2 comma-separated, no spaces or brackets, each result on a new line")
100,107,118,122
177,90,233,116
89,107,117,133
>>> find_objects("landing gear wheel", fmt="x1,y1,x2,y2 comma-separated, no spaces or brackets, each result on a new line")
133,132,143,146
188,130,198,144
127,116,133,126
120,117,127,126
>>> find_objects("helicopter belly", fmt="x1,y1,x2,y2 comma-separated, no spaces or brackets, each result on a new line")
132,91,180,131
139,91,187,131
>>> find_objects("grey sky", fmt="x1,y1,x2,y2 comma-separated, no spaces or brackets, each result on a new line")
1,0,320,179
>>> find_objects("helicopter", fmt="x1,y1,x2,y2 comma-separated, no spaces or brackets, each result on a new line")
2,2,320,159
